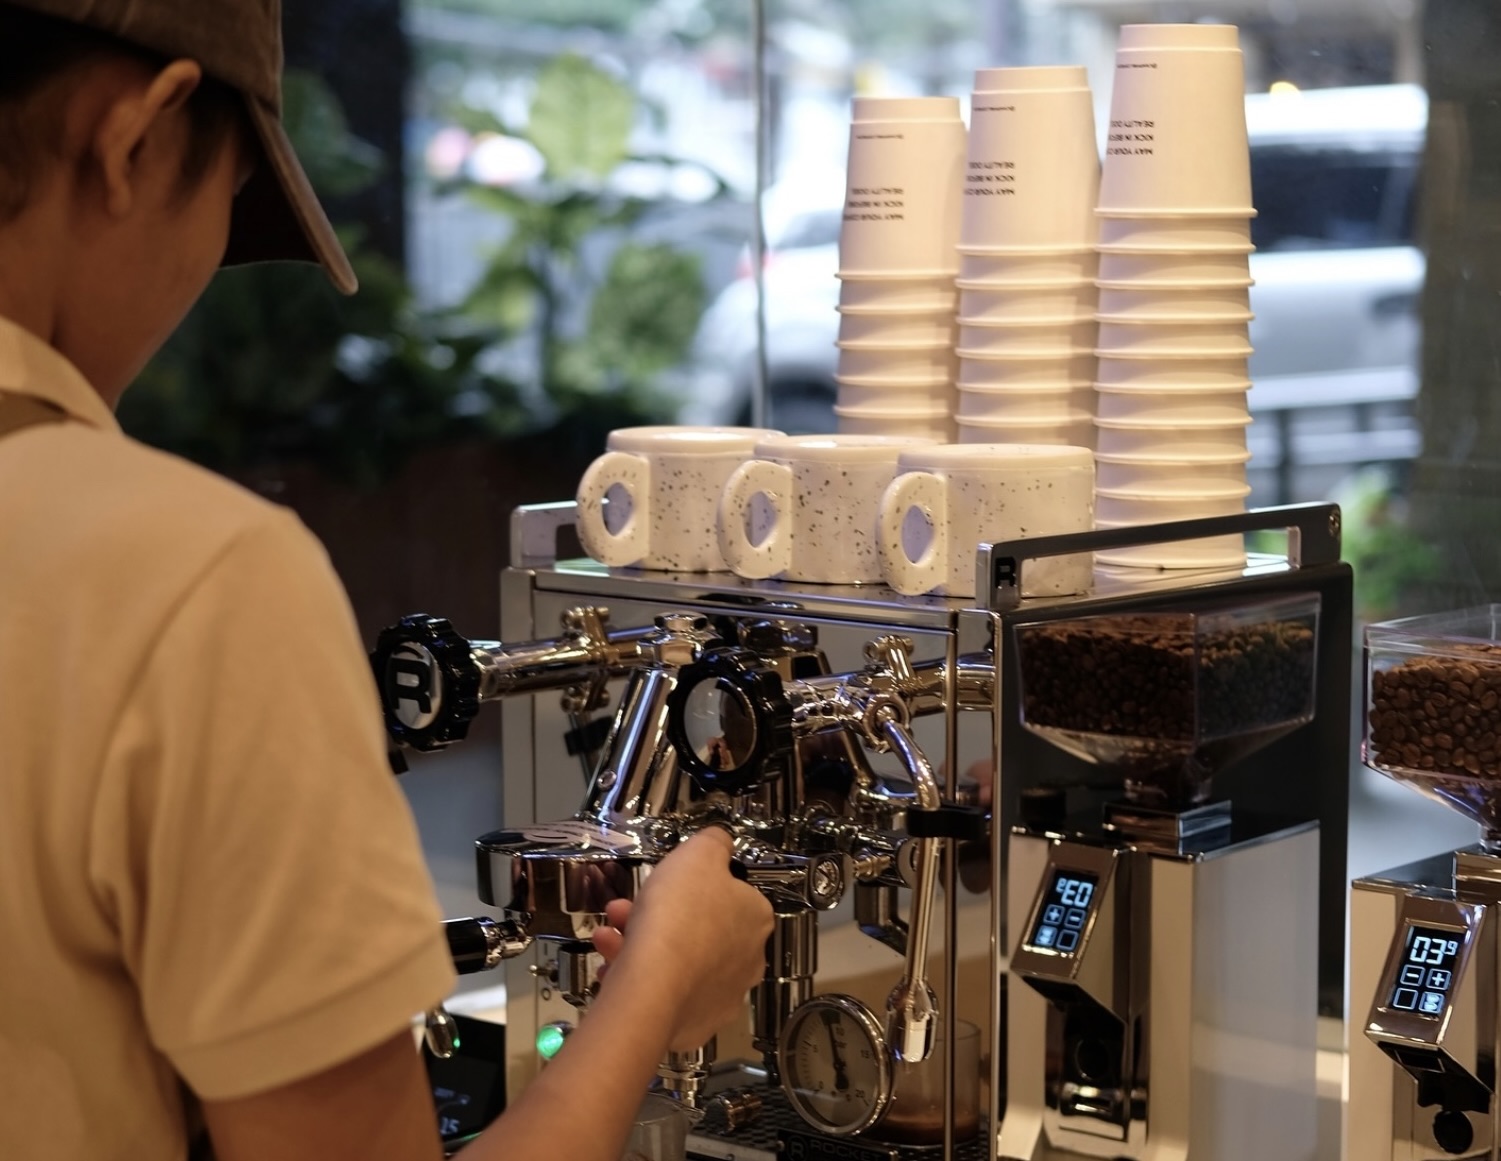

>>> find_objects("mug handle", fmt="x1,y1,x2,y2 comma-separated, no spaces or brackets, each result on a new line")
878,471,949,595
718,460,793,579
576,451,650,566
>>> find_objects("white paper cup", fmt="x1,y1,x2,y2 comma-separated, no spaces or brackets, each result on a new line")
957,318,1099,356
957,248,1100,285
959,281,1097,322
836,403,956,441
840,98,966,276
838,380,956,413
1096,490,1247,531
973,64,1090,92
839,274,958,311
718,433,935,583
1098,478,1250,502
878,442,1095,597
1095,524,1248,568
838,307,957,346
957,384,1094,421
836,342,958,381
1095,283,1252,320
962,69,1099,250
958,350,1098,388
1096,249,1253,286
1095,318,1251,356
1096,353,1250,387
1096,214,1254,250
575,425,784,572
1098,28,1252,215
851,96,964,122
956,415,1095,448
1094,417,1250,459
1095,451,1250,494
1095,384,1249,423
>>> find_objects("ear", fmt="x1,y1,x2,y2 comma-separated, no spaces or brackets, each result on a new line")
92,59,203,219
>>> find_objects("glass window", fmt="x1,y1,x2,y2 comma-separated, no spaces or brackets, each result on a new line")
107,0,1501,1005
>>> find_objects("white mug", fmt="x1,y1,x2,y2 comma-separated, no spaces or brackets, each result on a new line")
878,443,1095,597
576,426,781,571
718,434,935,584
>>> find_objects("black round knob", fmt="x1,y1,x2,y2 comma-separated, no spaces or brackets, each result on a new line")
666,648,792,795
370,615,481,752
1433,1109,1474,1155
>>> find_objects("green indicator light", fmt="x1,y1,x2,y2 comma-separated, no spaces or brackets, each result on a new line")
536,1024,567,1060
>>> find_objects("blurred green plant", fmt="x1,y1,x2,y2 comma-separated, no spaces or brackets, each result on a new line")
450,53,720,428
1333,466,1442,624
123,56,719,487
1249,468,1441,624
122,71,530,487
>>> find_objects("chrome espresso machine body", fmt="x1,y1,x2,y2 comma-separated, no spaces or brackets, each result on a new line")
376,503,1352,1161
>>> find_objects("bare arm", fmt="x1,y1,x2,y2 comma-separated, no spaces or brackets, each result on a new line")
203,829,772,1161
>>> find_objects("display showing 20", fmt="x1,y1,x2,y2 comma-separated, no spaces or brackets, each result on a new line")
1055,876,1094,908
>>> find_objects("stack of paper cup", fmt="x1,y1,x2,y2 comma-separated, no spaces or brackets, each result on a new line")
1091,24,1256,569
953,66,1101,449
835,96,966,441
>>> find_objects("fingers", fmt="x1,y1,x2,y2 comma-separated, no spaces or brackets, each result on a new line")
603,897,633,931
591,924,626,963
683,825,735,858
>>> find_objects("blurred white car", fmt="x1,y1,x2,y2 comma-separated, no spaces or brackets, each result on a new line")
679,84,1426,501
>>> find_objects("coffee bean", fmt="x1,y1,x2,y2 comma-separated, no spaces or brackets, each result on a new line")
1367,642,1501,785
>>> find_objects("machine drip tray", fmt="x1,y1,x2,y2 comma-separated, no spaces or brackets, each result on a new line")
688,1087,989,1161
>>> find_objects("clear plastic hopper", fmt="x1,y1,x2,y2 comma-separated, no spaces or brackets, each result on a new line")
1365,605,1501,852
1016,593,1322,809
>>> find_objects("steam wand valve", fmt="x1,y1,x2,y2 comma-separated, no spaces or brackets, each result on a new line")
370,607,671,754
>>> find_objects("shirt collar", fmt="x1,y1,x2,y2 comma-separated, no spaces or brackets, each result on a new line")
0,314,122,434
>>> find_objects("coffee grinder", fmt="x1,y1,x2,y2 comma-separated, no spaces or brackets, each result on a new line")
999,593,1324,1161
1349,605,1501,1160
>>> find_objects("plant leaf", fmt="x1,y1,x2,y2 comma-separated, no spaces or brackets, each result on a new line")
527,54,635,181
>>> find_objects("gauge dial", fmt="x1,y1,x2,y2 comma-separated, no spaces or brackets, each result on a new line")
780,994,893,1136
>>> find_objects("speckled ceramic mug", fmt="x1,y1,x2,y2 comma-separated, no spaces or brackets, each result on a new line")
576,426,782,571
877,443,1095,598
718,434,936,584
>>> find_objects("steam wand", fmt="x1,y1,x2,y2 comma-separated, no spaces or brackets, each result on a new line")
873,712,942,1064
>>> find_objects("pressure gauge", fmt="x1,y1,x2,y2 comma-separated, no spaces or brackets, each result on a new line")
779,994,893,1136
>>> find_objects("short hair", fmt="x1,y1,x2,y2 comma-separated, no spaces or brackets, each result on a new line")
0,3,247,224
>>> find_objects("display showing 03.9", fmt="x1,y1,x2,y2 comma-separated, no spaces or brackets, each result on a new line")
1387,924,1463,1018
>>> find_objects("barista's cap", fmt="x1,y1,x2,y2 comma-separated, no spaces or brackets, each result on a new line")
11,0,357,295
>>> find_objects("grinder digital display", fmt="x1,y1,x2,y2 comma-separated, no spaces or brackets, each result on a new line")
1026,868,1098,955
1384,923,1465,1018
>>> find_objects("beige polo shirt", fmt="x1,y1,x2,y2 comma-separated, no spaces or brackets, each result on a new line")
0,315,456,1160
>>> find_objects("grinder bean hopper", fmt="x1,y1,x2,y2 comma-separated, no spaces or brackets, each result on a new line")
1349,606,1501,1160
1001,593,1324,1161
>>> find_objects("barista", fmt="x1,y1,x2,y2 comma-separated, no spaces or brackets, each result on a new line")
0,3,773,1160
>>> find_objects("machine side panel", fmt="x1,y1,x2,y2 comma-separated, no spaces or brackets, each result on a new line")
499,567,545,1104
1188,826,1319,1161
999,831,1051,1161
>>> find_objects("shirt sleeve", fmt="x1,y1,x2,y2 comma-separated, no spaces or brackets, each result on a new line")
89,505,457,1100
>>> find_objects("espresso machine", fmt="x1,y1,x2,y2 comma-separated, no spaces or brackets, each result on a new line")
374,502,1353,1161
1349,606,1501,1160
